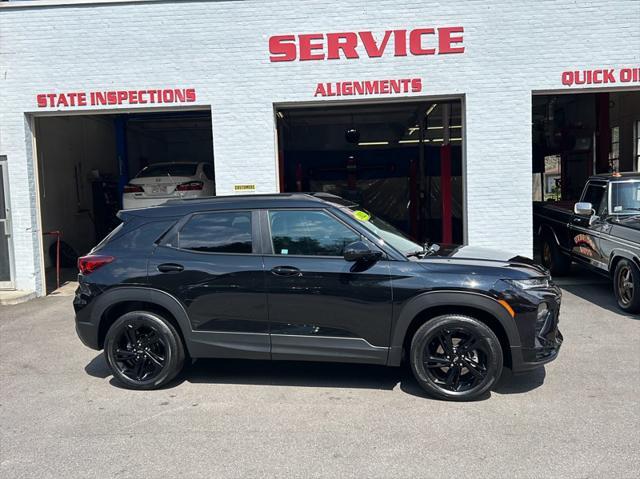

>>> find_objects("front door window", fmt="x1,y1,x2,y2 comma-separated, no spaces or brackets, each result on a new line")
268,210,360,256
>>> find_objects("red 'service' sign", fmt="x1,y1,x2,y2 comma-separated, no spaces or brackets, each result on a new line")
269,27,465,62
36,88,196,108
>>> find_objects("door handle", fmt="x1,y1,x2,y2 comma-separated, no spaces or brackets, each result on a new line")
157,263,184,273
270,266,302,277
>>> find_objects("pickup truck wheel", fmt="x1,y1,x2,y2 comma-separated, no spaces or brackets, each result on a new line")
540,235,571,276
613,259,640,313
410,315,503,401
104,311,185,390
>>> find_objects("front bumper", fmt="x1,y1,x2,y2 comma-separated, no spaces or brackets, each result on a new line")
508,284,563,373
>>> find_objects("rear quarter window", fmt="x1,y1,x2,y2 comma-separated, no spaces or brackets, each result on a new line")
96,220,177,252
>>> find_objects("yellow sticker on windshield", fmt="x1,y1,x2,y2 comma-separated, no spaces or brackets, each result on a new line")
353,210,371,221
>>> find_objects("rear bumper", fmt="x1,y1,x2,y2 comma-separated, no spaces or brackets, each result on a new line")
76,317,100,350
73,283,101,350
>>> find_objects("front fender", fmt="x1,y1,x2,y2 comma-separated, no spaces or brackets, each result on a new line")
609,249,640,275
387,290,520,366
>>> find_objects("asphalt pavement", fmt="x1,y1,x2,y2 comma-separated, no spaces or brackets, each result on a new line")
0,272,638,478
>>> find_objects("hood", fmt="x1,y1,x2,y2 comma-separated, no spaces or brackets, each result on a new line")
419,244,548,276
615,215,640,230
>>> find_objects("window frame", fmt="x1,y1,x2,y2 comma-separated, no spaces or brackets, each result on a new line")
160,209,260,255
581,181,607,215
261,208,365,259
608,179,640,216
635,119,640,172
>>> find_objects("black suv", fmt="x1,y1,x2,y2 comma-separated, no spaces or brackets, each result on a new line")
74,193,562,401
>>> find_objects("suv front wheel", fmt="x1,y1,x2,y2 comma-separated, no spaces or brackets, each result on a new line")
410,315,503,401
104,311,185,390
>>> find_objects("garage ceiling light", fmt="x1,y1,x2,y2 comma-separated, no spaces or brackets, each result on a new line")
398,139,420,144
426,104,438,116
358,141,389,146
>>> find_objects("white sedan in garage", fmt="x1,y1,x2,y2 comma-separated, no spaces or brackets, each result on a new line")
123,162,215,210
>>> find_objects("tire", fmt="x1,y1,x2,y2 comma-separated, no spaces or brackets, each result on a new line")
410,315,503,401
613,259,640,314
540,233,571,276
104,311,185,390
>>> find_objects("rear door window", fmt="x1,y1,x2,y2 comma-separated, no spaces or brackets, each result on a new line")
178,211,253,253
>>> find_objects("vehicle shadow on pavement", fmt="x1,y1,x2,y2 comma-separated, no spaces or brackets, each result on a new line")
84,355,546,400
560,282,639,319
493,367,546,395
554,265,638,319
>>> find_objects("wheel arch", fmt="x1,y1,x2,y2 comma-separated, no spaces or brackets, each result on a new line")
388,291,519,367
90,287,193,354
538,223,560,245
609,250,640,277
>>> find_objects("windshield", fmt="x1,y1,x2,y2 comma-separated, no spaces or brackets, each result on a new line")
136,163,198,178
345,207,423,255
610,181,640,215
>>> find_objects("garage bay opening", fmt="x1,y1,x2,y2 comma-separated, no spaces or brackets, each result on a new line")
34,109,214,293
531,90,640,261
276,100,464,245
532,91,640,202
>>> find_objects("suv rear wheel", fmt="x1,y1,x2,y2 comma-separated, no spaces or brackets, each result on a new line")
410,315,503,401
104,311,185,390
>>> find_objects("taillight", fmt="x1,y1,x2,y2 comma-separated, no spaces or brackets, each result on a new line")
176,181,204,191
78,255,115,275
123,184,143,193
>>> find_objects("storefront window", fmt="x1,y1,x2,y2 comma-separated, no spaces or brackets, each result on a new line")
610,126,620,172
635,120,640,171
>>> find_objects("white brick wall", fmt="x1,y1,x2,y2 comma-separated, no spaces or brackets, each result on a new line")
1,0,639,295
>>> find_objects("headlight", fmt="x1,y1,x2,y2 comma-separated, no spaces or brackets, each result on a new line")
505,277,550,290
537,302,549,321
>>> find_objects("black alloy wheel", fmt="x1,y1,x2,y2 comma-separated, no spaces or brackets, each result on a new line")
613,259,640,313
104,311,185,390
410,315,503,401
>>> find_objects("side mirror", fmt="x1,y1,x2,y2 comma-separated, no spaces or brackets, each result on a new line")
574,202,594,216
343,241,383,263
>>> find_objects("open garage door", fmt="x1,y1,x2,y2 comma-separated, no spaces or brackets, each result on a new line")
34,109,214,293
531,90,640,261
532,91,640,202
276,100,464,245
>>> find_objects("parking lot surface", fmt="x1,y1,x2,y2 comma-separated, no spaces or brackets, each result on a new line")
1,274,639,478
